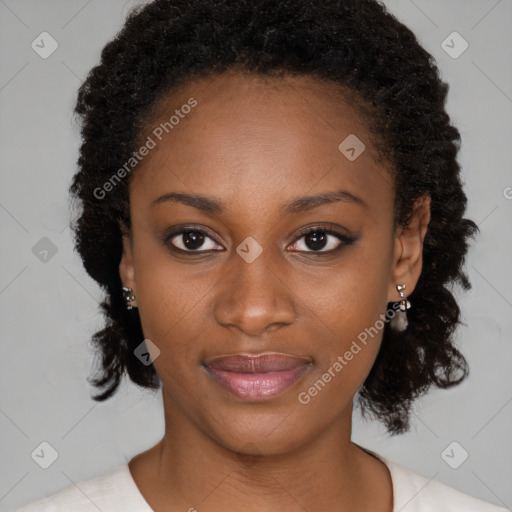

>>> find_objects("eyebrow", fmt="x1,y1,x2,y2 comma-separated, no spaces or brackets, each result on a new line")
151,188,366,215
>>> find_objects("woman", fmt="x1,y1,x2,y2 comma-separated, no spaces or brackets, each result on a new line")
16,0,509,510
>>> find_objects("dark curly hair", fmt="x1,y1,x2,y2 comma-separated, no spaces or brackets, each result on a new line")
70,0,478,434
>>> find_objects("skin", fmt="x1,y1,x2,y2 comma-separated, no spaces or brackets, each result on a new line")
119,69,430,511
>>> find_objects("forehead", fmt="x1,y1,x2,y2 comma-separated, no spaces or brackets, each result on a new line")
130,70,393,216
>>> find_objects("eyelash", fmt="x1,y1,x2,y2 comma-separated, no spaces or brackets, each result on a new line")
163,225,356,255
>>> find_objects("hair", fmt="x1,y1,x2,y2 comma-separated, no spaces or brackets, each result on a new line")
70,0,478,434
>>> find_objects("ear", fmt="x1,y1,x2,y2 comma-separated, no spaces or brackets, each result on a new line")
119,222,138,306
388,195,431,302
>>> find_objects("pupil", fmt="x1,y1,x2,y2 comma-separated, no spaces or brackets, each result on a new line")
183,231,204,250
305,231,327,251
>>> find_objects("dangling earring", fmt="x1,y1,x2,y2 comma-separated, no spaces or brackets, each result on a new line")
122,286,137,310
390,283,410,332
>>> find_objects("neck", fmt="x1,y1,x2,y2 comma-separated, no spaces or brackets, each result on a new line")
128,390,392,511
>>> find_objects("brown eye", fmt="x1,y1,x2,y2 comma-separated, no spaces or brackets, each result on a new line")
167,229,222,252
289,228,355,253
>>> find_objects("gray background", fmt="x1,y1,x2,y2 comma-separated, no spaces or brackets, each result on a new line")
1,0,511,510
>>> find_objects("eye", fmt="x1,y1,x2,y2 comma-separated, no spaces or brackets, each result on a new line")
288,227,354,253
164,225,355,255
165,228,223,252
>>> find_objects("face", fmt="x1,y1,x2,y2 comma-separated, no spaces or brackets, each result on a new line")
120,70,428,455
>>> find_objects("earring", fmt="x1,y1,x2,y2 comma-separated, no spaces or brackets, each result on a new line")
390,283,410,332
122,286,137,310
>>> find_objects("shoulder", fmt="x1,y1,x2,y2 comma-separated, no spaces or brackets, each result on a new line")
15,464,152,512
381,456,510,512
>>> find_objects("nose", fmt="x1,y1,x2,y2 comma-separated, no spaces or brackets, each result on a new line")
214,253,297,337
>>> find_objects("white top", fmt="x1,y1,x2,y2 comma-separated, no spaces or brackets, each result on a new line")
15,450,510,511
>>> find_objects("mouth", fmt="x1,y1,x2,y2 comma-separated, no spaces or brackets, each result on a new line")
203,352,312,401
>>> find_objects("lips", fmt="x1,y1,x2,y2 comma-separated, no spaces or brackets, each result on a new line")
205,353,311,373
203,352,312,401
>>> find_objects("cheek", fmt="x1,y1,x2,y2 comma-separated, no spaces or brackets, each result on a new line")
304,241,392,334
297,239,393,386
130,231,208,360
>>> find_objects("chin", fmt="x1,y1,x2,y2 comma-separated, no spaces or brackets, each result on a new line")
202,405,316,457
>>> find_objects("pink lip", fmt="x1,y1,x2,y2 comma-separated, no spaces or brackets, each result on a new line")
203,353,312,401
